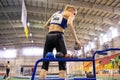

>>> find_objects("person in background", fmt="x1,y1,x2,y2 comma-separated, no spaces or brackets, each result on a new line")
4,61,11,79
31,66,34,73
20,66,24,75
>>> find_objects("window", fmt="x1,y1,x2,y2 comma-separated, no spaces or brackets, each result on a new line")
84,44,91,53
99,27,119,45
76,50,83,56
99,33,109,45
107,30,112,42
4,49,17,58
84,45,87,53
99,35,104,45
78,50,82,55
103,34,108,43
22,47,43,56
88,42,92,50
111,28,119,38
0,49,17,58
0,50,4,58
84,41,96,53
91,41,96,49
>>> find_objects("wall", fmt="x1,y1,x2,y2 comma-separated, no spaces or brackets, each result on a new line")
0,48,60,77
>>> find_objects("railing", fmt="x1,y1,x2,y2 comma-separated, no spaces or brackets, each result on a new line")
31,48,120,80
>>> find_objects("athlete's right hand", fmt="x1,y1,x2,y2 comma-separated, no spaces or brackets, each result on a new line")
74,40,81,50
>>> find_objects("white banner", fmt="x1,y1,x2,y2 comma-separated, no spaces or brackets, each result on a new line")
21,0,27,28
21,0,29,38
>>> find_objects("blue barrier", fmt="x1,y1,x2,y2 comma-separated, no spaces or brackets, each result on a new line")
38,78,96,80
31,48,120,80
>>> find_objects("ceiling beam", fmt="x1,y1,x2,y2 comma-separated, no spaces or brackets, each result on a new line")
0,27,45,33
0,16,106,32
0,42,44,48
51,0,120,15
0,5,119,25
0,21,104,33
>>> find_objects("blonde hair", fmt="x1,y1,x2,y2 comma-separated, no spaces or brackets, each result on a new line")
64,5,77,12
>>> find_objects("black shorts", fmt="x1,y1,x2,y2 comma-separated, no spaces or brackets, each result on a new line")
42,31,67,71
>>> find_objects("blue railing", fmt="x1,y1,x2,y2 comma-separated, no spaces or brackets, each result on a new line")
31,48,120,80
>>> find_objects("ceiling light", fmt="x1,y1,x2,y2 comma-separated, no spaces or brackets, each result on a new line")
94,37,97,40
27,22,30,26
109,27,113,30
30,33,32,36
89,42,91,44
3,47,6,50
100,33,103,36
31,40,34,43
118,21,120,24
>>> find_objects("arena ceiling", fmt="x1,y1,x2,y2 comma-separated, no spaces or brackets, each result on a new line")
0,0,120,50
